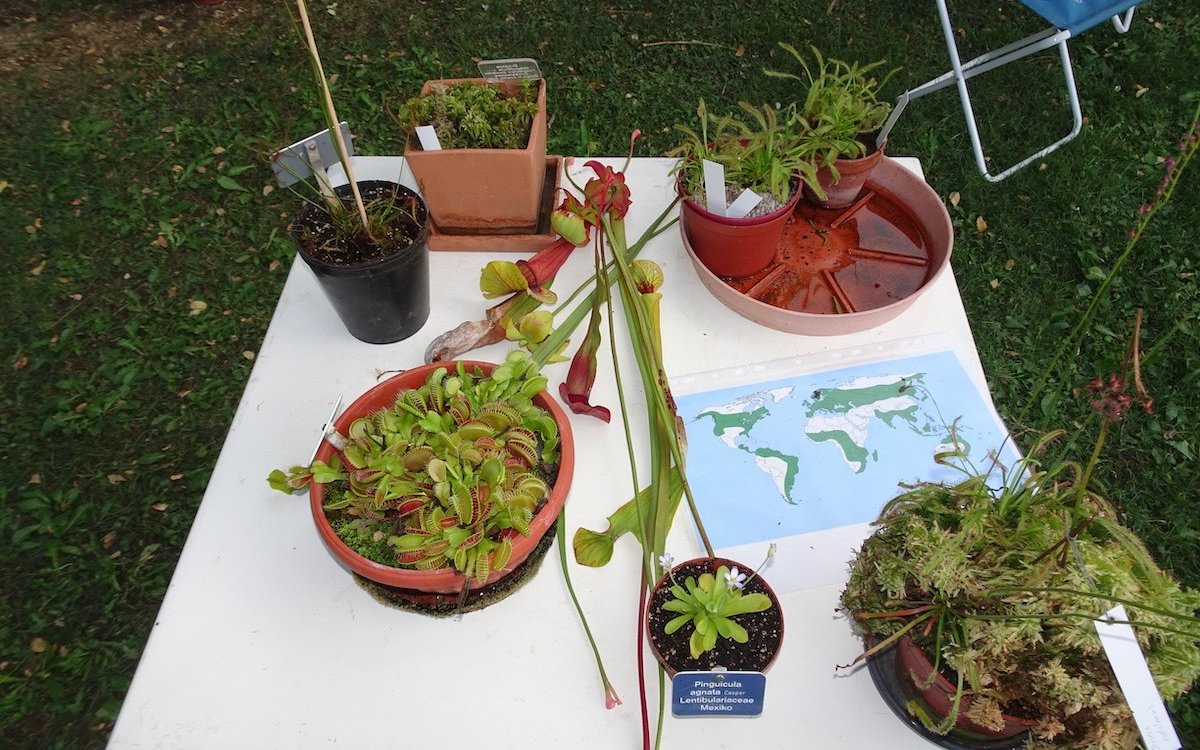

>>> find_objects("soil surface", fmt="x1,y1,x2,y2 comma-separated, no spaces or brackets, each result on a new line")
292,183,426,265
647,558,783,673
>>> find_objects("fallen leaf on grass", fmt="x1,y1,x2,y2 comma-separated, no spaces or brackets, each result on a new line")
217,175,247,192
12,355,28,369
28,473,41,484
30,261,45,276
949,191,960,207
735,44,745,57
242,350,256,360
106,474,126,484
1004,259,1015,271
189,299,208,315
1135,84,1149,98
976,215,988,232
102,532,118,549
152,235,169,248
0,179,10,193
152,503,168,512
989,278,1000,289
30,637,47,654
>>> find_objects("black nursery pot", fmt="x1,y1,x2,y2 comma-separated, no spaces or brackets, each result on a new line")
293,181,431,344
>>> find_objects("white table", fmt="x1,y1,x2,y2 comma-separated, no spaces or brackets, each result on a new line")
109,157,987,749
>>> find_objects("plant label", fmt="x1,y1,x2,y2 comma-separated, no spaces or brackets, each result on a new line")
702,159,727,216
478,58,543,82
270,122,354,188
1095,605,1181,750
415,125,442,151
671,671,766,717
725,189,763,219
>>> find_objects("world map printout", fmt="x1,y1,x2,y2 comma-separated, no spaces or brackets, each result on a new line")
673,350,1019,591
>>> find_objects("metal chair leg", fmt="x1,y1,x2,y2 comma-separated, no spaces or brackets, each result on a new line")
1112,7,1136,33
926,0,1084,182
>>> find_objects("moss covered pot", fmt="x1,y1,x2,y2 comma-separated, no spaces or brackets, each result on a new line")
842,472,1200,750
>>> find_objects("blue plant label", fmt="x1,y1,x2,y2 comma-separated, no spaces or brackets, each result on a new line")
671,671,766,717
477,58,542,82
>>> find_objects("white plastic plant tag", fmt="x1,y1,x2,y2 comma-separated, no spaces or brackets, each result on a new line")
1094,605,1182,750
478,58,542,82
415,125,442,151
725,189,763,219
702,159,727,216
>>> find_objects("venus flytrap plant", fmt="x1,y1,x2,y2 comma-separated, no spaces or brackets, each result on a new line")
268,351,561,585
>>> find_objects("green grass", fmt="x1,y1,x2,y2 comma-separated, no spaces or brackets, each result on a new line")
1,1,1198,746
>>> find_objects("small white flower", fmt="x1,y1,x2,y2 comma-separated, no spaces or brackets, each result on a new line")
658,552,675,570
725,566,747,590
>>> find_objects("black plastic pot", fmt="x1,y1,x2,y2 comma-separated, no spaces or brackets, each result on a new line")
864,638,1029,750
293,181,431,344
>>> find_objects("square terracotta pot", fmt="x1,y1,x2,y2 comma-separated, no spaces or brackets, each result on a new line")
403,78,547,232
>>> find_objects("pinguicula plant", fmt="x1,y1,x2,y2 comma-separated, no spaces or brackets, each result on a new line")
659,551,774,658
268,351,561,584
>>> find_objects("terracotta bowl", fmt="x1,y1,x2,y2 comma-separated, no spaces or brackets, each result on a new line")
682,156,953,336
309,361,574,593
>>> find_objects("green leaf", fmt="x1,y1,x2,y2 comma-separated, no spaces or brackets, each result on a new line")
572,526,615,567
723,592,772,616
267,469,296,494
216,175,248,192
664,613,693,635
310,460,344,484
718,617,749,643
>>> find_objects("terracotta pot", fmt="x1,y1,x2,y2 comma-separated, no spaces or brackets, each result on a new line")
292,181,431,344
806,141,887,209
646,556,784,676
886,634,1036,743
679,185,801,278
309,361,575,594
403,78,548,232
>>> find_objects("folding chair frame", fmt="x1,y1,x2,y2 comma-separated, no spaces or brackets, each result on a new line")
906,0,1137,183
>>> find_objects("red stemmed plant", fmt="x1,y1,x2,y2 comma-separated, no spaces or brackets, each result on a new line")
423,133,719,748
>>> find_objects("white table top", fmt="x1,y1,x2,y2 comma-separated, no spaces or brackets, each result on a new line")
109,157,982,749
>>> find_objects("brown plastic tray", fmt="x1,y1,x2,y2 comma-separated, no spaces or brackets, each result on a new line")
682,156,953,335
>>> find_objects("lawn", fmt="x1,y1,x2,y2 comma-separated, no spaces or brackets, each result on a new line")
1,1,1197,747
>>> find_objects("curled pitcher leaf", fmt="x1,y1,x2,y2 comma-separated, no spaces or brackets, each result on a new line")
551,204,590,246
630,259,663,294
559,300,610,422
480,260,529,299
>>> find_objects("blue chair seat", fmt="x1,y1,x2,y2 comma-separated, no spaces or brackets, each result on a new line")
1021,0,1140,35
